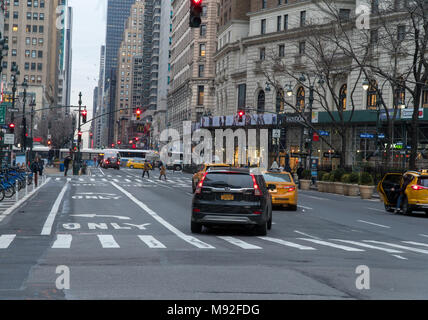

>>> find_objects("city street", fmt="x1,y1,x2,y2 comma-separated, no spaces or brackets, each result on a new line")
0,167,428,300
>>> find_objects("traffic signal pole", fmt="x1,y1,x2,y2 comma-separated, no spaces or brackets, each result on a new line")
73,92,82,175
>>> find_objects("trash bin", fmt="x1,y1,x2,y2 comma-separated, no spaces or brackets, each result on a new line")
60,162,64,172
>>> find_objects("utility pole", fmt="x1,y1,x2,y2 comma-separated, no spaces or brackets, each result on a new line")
308,85,314,170
29,99,35,165
21,79,28,155
73,92,82,175
10,62,19,166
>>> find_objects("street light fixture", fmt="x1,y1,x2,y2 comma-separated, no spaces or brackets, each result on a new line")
286,83,293,97
362,79,370,91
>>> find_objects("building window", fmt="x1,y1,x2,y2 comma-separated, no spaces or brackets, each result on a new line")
339,9,351,21
422,82,428,107
296,86,305,110
367,80,378,110
12,49,17,56
299,41,305,55
276,89,284,113
197,86,204,105
202,5,207,16
397,25,406,41
284,14,288,30
199,43,206,56
339,84,347,110
370,29,378,46
257,91,265,114
200,24,207,37
277,16,282,32
259,47,265,61
394,78,406,107
300,11,306,27
198,64,204,77
237,84,246,109
12,24,18,32
261,19,266,34
279,44,285,57
262,0,267,9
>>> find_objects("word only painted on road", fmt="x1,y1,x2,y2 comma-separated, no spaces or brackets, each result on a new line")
62,223,151,230
72,193,121,200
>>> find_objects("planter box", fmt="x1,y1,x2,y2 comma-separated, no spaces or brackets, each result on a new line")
300,179,311,191
317,181,326,192
327,182,335,193
334,182,344,195
348,184,359,197
359,185,375,199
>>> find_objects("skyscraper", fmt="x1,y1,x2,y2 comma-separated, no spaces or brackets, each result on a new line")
104,0,136,86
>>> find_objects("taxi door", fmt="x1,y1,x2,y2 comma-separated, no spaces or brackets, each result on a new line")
377,173,402,206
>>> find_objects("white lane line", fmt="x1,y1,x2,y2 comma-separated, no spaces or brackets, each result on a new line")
303,195,326,201
0,235,16,249
218,236,262,250
90,178,95,182
294,230,320,239
392,255,408,260
364,241,428,254
259,237,316,250
125,179,132,183
366,207,385,213
52,234,72,249
55,178,60,181
299,205,313,210
116,175,122,178
67,178,71,182
98,168,105,176
357,220,391,229
419,234,428,238
41,182,69,235
102,178,108,182
97,235,120,248
112,179,120,183
78,178,84,182
298,238,365,252
402,241,428,248
331,239,402,253
111,182,214,249
138,235,166,249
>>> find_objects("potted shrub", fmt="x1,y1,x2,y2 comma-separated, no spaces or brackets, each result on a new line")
327,172,336,193
333,169,346,195
348,172,360,196
341,174,351,195
318,172,330,192
359,172,375,199
300,169,312,190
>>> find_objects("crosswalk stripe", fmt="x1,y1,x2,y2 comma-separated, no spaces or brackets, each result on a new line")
102,178,108,182
138,235,166,249
97,235,120,248
298,238,365,252
52,234,72,249
218,236,262,249
0,234,16,249
116,175,121,178
90,178,95,182
112,179,120,182
55,178,60,181
364,240,428,254
125,179,131,182
79,178,84,182
259,237,316,250
401,241,428,248
331,239,402,253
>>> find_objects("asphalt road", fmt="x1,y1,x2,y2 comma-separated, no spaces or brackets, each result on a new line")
1,167,428,299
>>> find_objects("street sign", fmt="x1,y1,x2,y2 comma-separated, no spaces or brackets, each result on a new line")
47,134,52,139
4,134,15,145
0,106,5,125
318,130,330,136
272,129,281,138
8,108,19,113
360,133,374,139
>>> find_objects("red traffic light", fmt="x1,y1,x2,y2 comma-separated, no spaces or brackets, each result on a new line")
111,143,115,148
136,108,141,115
9,123,15,129
117,140,122,145
238,110,245,117
81,109,87,116
78,131,83,136
129,140,133,144
135,137,139,141
192,0,202,4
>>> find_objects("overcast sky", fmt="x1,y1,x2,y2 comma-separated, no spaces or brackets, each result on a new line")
69,0,106,115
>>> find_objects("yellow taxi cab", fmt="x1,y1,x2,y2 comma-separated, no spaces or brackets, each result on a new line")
126,159,152,170
192,163,231,192
377,170,428,215
262,170,297,211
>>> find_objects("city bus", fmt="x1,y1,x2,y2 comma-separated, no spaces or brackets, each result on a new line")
103,149,158,166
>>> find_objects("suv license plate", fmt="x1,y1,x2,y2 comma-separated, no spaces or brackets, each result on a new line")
221,194,234,201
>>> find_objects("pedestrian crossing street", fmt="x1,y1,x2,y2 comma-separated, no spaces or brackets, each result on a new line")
2,233,428,258
53,173,192,189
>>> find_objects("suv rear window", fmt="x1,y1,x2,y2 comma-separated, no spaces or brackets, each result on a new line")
263,173,292,182
204,173,254,189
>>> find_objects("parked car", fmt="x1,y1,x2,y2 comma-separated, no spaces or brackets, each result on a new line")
263,171,297,211
191,167,272,235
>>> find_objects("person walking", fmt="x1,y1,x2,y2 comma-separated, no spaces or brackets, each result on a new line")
30,157,40,187
64,155,71,177
142,160,150,178
159,163,167,181
297,165,304,189
38,157,44,177
394,176,412,214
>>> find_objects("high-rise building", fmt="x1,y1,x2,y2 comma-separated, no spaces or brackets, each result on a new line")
94,45,106,148
104,0,136,86
168,0,219,135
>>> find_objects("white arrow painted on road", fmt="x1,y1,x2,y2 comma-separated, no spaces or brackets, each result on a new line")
70,214,131,220
75,193,118,196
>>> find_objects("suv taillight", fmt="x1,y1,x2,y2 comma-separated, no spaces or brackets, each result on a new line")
251,174,262,196
195,172,208,194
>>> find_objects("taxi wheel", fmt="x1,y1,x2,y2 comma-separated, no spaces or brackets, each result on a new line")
130,165,134,169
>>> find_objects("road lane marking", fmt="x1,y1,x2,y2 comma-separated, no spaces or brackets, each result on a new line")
125,179,132,183
302,195,326,201
0,235,16,249
218,236,262,249
90,178,95,182
331,239,402,253
259,237,316,250
357,220,391,229
138,235,166,249
79,178,84,182
364,241,428,254
298,238,365,252
419,234,428,238
56,178,60,181
99,168,105,176
41,181,69,235
111,182,215,249
294,231,320,239
52,234,72,249
299,205,313,210
112,179,120,182
366,207,385,213
392,255,408,260
97,235,120,248
402,241,428,248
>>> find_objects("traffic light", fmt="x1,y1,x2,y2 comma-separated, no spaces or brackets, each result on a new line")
136,108,141,121
238,110,245,121
8,123,15,133
117,140,121,145
189,0,203,28
78,131,82,143
47,140,51,146
81,109,87,123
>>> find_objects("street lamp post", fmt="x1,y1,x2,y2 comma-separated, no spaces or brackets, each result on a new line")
29,99,35,165
73,92,83,175
10,63,20,166
21,79,28,155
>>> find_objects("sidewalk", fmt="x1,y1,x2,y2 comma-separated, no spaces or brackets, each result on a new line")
44,166,62,176
308,184,380,198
